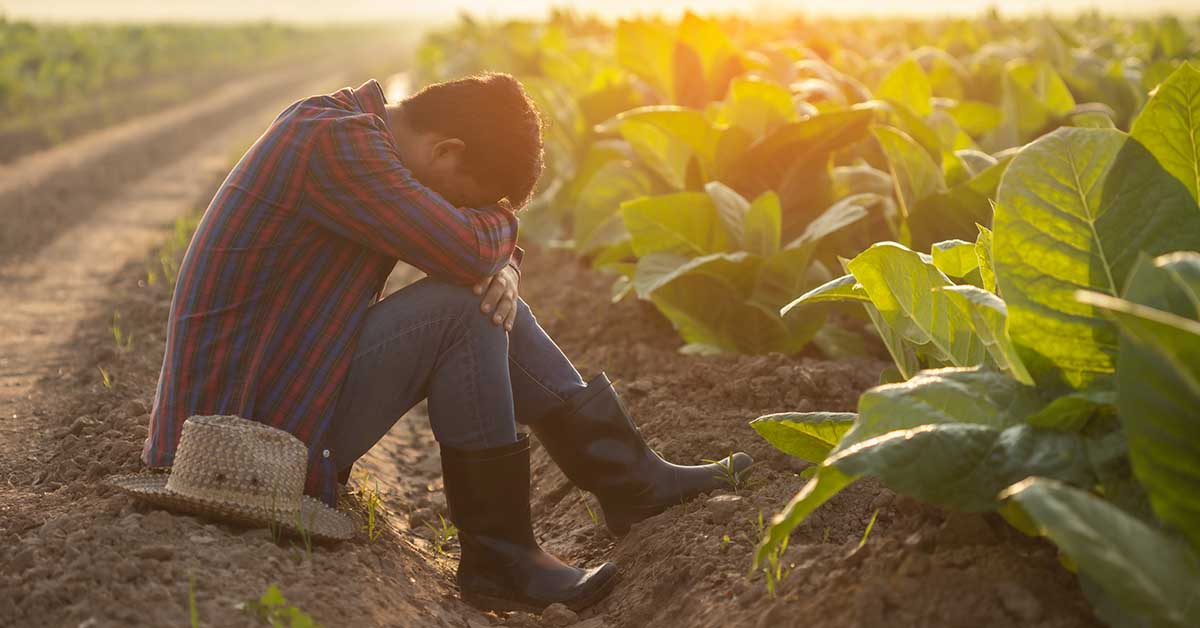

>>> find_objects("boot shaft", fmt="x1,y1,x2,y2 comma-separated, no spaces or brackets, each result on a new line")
440,435,537,547
532,373,657,498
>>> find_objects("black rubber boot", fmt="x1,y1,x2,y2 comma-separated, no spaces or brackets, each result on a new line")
532,373,754,536
440,434,619,613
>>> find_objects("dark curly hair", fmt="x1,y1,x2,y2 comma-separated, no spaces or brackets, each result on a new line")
401,72,545,209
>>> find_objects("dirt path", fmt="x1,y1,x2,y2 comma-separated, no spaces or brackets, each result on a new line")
0,64,351,436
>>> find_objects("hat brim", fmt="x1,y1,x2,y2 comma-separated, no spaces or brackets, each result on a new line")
107,473,354,541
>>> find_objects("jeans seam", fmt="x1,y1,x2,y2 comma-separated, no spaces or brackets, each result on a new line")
509,354,567,403
352,314,462,360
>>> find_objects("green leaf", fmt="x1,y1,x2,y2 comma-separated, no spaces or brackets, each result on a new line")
847,242,986,366
948,100,1002,137
1004,478,1200,628
1026,390,1116,431
831,423,1093,511
621,192,731,257
1071,110,1117,129
632,251,753,299
907,156,1008,251
997,61,1076,145
1130,62,1200,203
940,285,1035,385
1082,278,1200,551
783,193,876,251
750,412,857,463
633,252,819,354
864,301,922,379
755,466,856,567
876,57,933,117
744,191,783,257
705,181,750,247
615,19,675,101
570,149,653,255
260,585,286,607
729,107,874,193
783,274,867,313
843,367,1044,452
993,127,1200,393
976,224,997,293
872,126,948,223
605,106,719,189
722,76,798,138
931,239,979,278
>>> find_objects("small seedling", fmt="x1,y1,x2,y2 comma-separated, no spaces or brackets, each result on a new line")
749,510,790,597
244,584,324,628
292,510,315,561
857,509,879,550
358,475,384,542
578,489,598,526
424,513,457,555
188,575,200,628
110,311,133,351
703,454,760,494
267,493,282,544
762,534,789,598
97,366,113,389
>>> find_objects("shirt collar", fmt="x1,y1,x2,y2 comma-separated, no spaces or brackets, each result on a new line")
351,79,390,130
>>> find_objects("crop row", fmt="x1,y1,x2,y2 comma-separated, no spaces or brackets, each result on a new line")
417,12,1200,626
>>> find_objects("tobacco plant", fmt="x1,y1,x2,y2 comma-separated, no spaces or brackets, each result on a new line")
753,63,1200,627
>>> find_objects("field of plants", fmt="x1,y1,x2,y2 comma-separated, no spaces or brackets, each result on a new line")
0,19,376,160
416,12,1200,626
2,8,1199,628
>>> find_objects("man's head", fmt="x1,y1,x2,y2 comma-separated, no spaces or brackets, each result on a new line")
387,72,544,210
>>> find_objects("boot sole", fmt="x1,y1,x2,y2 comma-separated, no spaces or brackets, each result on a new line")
461,569,620,614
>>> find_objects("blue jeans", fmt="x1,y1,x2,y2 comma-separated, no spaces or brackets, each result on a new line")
329,277,587,474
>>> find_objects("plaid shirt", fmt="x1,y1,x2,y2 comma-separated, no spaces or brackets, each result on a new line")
143,80,520,505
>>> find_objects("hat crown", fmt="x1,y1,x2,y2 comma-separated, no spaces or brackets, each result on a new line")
165,415,307,515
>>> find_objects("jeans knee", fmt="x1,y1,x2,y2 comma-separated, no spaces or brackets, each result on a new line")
418,278,483,312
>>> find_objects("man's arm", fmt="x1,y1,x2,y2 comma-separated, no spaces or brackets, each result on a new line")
301,114,517,285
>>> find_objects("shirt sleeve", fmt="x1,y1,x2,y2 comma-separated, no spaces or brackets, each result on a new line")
301,114,518,285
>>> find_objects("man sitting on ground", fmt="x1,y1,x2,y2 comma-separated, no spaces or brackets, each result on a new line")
142,73,752,613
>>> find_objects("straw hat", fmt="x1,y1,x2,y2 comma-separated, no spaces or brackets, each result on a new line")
108,415,353,541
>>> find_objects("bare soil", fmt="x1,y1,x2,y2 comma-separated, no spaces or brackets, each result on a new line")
0,74,1103,627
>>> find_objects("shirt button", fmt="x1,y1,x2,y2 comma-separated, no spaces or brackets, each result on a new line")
322,449,330,458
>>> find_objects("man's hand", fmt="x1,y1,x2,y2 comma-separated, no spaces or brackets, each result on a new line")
472,265,520,331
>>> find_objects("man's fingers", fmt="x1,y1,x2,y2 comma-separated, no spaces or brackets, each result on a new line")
503,294,518,331
492,293,514,327
480,275,507,313
472,277,490,296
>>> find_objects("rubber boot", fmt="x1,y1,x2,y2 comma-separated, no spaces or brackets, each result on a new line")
532,373,754,536
440,434,619,613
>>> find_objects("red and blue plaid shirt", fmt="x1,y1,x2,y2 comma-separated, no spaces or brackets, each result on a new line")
143,80,520,505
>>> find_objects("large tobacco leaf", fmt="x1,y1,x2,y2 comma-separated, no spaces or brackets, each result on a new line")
1130,62,1200,203
1004,478,1200,628
1082,252,1200,551
993,127,1200,394
840,367,1043,452
829,423,1092,511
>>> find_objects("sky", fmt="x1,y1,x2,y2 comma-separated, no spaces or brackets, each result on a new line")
1,0,1196,22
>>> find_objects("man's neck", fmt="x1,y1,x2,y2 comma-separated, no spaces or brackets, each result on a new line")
384,103,406,141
